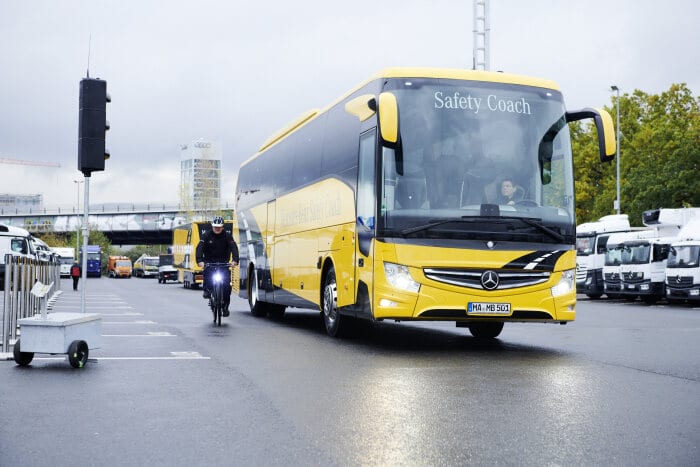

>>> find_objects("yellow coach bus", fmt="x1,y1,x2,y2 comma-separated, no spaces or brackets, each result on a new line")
235,68,615,337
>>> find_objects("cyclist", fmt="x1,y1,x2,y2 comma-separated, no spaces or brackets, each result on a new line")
196,216,239,316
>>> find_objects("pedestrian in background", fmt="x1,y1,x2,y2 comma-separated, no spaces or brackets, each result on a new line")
70,261,81,291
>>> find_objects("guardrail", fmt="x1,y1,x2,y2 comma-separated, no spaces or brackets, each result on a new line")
1,254,61,355
0,201,235,216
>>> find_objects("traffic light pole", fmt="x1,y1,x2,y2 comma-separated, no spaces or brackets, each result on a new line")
80,176,90,313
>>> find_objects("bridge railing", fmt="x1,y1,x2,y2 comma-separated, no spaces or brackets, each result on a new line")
0,201,235,216
1,254,61,356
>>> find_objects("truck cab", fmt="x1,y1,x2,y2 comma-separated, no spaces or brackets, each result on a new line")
576,214,631,298
108,255,132,278
133,254,159,278
0,223,36,290
665,218,700,303
157,254,178,283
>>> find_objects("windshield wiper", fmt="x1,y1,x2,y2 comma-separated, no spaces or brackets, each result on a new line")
498,216,565,242
399,216,565,242
400,218,484,236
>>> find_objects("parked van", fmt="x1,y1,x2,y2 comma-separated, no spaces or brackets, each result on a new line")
108,255,132,278
0,223,36,289
665,218,700,303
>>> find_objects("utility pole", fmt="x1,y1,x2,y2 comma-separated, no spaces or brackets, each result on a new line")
473,0,490,70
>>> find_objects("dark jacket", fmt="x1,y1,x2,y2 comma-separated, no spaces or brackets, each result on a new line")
195,230,239,265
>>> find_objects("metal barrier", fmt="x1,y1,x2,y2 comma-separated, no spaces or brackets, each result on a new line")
1,254,61,354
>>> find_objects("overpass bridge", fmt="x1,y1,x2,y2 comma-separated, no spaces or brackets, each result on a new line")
0,202,234,245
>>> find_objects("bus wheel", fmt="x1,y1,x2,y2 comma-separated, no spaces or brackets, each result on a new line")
248,267,266,317
322,267,341,337
468,322,504,339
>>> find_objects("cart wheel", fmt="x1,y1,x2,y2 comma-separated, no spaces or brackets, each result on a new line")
68,340,89,368
13,338,34,366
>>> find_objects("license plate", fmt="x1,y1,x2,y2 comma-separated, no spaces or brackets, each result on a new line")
467,302,511,315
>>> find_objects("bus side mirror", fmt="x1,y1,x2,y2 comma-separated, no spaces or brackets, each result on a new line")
374,92,404,174
566,107,616,162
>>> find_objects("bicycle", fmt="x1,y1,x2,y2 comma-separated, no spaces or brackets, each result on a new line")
203,262,231,326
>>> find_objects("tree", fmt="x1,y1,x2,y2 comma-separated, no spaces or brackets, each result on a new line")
572,83,699,225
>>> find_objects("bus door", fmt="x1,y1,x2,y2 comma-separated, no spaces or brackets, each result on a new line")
264,200,276,303
355,130,377,310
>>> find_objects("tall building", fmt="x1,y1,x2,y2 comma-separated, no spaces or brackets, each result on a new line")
180,140,222,215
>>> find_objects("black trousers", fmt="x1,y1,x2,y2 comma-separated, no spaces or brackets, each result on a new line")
72,276,79,290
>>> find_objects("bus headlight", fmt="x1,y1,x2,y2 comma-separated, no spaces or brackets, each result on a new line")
551,269,575,297
384,262,420,293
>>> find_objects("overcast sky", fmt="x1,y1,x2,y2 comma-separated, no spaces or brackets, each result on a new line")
1,0,698,208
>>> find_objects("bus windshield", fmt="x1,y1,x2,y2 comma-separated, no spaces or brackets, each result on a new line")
381,78,574,244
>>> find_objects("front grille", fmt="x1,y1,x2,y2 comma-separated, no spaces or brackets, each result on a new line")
423,268,550,290
666,276,694,287
576,264,587,282
622,272,643,283
604,272,620,284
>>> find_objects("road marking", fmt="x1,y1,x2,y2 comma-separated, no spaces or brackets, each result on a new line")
102,333,176,337
34,356,210,361
95,312,143,316
102,320,158,325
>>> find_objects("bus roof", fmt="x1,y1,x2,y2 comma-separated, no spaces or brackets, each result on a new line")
244,67,562,167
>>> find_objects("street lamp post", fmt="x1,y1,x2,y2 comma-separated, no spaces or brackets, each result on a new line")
610,85,621,215
73,179,83,254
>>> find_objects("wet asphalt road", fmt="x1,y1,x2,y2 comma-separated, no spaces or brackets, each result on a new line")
1,277,698,466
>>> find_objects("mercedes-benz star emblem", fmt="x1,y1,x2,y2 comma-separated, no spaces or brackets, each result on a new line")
676,275,682,284
481,270,499,290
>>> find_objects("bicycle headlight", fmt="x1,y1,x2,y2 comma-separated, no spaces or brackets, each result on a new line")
551,269,575,297
213,272,223,283
384,262,420,293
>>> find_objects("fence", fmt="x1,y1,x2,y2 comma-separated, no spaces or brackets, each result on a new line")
1,254,61,354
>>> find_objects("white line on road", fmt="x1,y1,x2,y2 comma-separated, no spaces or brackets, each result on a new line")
102,332,176,337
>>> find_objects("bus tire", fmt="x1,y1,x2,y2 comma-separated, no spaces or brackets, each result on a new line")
468,321,504,339
322,267,341,337
248,266,267,317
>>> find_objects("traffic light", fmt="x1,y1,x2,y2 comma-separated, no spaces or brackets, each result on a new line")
78,78,110,175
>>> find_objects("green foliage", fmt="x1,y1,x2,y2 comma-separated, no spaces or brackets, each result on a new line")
124,244,169,263
572,83,699,226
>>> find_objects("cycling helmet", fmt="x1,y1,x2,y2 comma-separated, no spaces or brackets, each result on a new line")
211,216,224,227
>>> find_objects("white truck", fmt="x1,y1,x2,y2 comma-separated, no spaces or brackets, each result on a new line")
53,247,76,277
665,218,700,304
0,223,36,290
576,214,631,298
133,254,159,278
617,208,699,304
603,230,654,300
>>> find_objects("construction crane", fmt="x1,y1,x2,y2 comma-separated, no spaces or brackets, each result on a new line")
0,157,61,168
